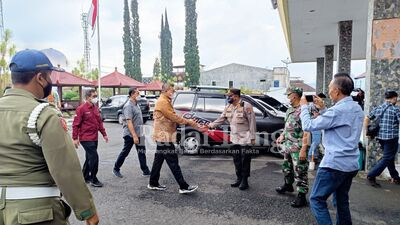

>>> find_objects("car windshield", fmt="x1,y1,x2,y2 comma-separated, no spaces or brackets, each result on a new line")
255,99,278,115
109,96,127,107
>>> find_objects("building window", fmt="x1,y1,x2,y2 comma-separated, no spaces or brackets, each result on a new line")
229,81,234,88
211,81,216,86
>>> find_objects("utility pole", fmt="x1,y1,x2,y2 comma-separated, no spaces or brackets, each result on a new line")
81,12,91,75
281,57,291,88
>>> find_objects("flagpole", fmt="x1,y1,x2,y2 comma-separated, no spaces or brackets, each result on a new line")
97,0,102,106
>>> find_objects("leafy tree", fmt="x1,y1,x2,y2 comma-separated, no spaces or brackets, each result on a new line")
131,0,142,81
184,0,200,86
123,0,134,77
0,29,17,96
72,58,98,81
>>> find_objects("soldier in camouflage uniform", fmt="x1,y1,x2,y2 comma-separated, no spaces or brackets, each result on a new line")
275,87,310,208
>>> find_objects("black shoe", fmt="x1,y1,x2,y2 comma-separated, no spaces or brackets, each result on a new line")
239,177,249,190
142,171,151,176
275,184,294,194
84,178,91,184
367,177,381,187
113,169,123,178
231,177,242,187
91,180,104,188
291,193,308,208
147,184,167,191
393,178,400,185
179,185,198,194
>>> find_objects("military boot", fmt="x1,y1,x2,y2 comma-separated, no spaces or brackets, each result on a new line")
275,183,294,194
231,177,242,187
291,193,308,208
239,177,249,190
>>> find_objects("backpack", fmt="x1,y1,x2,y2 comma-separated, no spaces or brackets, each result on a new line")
367,104,390,138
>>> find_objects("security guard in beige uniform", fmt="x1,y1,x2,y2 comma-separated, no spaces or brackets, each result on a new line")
208,88,256,190
0,49,99,225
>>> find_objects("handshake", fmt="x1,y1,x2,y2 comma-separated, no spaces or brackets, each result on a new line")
187,119,212,133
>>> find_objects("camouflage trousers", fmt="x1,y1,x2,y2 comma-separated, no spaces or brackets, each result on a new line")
282,151,309,194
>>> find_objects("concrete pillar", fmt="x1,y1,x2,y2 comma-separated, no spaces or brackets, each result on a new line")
78,86,83,105
365,0,400,170
57,86,63,109
316,57,324,94
324,45,334,95
337,20,353,74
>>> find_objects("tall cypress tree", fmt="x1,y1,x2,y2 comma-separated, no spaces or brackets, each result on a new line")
184,0,200,86
153,57,161,80
123,0,134,77
160,10,173,83
160,15,166,81
131,0,142,81
164,9,173,79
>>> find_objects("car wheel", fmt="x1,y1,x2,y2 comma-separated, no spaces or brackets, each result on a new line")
118,114,124,125
181,132,201,155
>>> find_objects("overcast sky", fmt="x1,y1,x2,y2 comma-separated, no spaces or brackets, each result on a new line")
4,0,365,84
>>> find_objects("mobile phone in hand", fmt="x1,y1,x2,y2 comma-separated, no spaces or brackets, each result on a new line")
305,95,314,102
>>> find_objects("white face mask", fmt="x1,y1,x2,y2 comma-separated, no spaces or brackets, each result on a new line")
90,98,98,104
136,95,141,101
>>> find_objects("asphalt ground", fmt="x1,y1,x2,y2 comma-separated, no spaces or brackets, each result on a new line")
69,121,400,225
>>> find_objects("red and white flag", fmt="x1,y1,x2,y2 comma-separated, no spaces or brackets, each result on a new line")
87,0,98,37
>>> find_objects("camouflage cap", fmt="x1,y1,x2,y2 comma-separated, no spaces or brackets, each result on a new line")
285,87,303,97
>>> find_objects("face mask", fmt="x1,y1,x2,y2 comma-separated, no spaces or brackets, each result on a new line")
168,92,175,100
227,96,234,104
91,98,99,104
136,95,141,101
41,78,52,99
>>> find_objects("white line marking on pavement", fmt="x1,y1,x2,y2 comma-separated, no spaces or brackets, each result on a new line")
189,157,283,162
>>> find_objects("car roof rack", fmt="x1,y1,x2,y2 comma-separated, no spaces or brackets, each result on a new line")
189,85,229,92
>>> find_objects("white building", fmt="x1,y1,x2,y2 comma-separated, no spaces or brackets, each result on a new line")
199,63,289,92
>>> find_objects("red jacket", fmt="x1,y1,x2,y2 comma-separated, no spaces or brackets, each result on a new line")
72,102,107,141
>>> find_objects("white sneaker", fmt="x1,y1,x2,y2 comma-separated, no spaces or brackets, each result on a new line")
179,185,198,194
147,184,167,191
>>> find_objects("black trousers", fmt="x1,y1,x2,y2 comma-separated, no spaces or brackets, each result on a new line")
81,141,99,182
149,142,189,189
114,136,150,173
231,144,252,179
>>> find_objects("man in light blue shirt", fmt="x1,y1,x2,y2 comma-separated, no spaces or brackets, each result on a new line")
299,73,364,225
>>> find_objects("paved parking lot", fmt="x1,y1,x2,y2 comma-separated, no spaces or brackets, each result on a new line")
69,122,400,225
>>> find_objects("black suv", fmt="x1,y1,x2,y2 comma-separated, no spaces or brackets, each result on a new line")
173,86,285,154
100,95,150,124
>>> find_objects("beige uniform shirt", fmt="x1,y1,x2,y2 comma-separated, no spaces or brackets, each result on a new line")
209,100,256,145
0,89,96,221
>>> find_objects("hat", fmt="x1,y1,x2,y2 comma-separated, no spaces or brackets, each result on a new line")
9,49,61,73
285,87,303,97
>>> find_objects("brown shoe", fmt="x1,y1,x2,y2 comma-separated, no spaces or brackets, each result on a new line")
367,177,381,187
